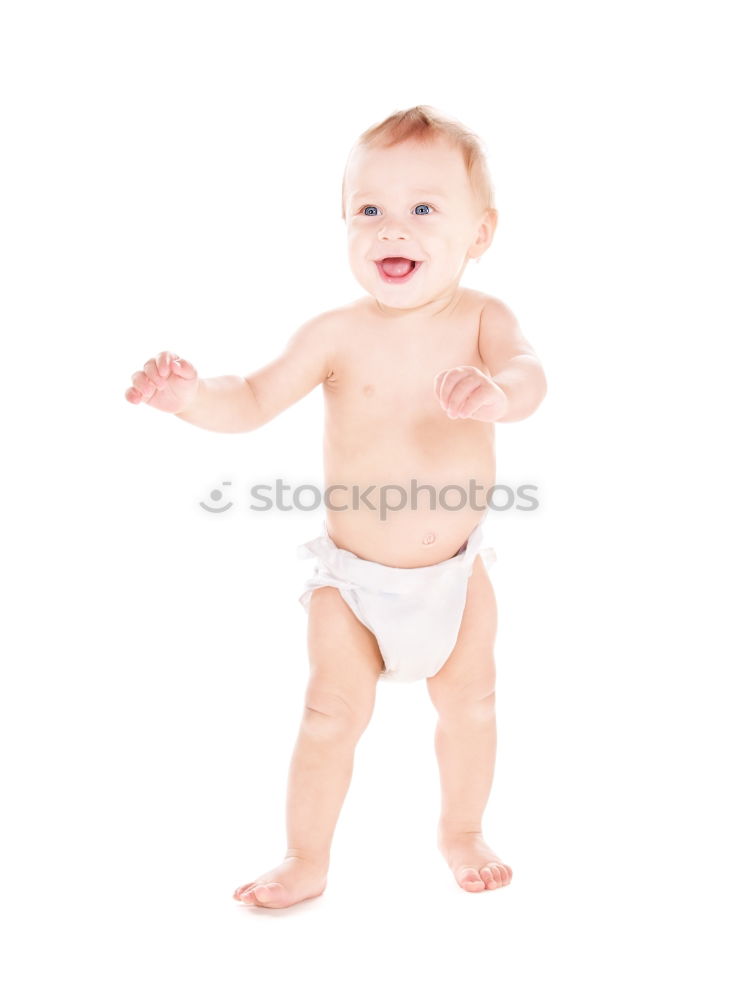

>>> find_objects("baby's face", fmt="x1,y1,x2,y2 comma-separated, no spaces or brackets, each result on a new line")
344,138,495,313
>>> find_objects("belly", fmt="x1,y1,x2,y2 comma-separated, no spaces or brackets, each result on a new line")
322,445,496,568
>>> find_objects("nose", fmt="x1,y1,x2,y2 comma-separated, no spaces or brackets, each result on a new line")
377,215,410,242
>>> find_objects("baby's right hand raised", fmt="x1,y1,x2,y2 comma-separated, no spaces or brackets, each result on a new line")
125,351,199,414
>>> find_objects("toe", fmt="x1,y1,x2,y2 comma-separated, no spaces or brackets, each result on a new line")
483,863,509,889
254,882,289,907
479,866,496,889
496,864,512,885
234,881,257,901
457,866,486,891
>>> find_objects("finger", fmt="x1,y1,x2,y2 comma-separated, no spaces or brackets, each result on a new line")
437,368,471,407
437,369,459,406
143,359,166,389
456,383,488,418
124,386,142,404
447,374,482,415
131,371,158,401
433,370,447,397
170,356,196,379
433,367,459,395
155,351,173,380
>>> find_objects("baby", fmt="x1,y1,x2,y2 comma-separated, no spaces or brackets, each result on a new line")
125,105,547,908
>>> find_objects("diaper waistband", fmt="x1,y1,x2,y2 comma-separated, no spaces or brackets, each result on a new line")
297,520,496,596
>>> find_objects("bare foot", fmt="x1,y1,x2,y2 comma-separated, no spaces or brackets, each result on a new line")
233,855,328,909
438,831,513,892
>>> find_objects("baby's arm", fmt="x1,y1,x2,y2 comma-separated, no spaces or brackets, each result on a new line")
434,299,547,424
476,298,547,422
174,313,335,433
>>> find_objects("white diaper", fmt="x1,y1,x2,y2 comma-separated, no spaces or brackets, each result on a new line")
297,519,497,683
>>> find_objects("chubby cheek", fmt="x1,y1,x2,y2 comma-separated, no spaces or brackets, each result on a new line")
346,230,369,261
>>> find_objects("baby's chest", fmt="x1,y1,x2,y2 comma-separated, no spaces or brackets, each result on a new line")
329,325,487,419
351,365,447,418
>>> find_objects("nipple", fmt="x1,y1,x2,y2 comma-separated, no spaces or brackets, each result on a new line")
422,532,437,546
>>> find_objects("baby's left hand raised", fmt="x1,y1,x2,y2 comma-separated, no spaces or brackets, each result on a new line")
433,366,509,422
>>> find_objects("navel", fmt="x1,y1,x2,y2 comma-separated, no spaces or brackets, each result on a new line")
422,532,437,546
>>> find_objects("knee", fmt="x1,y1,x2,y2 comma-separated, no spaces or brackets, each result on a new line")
302,688,373,740
432,686,496,725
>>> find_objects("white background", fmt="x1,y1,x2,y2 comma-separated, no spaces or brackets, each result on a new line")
2,0,737,996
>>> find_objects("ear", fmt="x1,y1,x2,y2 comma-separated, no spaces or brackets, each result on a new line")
470,208,498,261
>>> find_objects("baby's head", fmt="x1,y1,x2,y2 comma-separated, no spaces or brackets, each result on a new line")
342,106,497,312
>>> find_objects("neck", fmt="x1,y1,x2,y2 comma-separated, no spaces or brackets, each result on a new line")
373,285,464,321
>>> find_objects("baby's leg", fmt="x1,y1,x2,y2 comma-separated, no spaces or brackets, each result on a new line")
234,586,384,908
426,556,513,893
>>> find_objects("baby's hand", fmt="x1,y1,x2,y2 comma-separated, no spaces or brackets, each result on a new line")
125,351,199,414
433,365,509,422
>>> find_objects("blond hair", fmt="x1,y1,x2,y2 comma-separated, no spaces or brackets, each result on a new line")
341,105,495,220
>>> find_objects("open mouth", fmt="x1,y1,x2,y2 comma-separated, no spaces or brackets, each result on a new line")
375,257,422,284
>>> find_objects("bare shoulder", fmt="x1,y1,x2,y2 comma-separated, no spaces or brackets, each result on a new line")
313,297,374,341
477,292,521,326
294,303,346,336
477,293,538,371
288,300,366,380
288,302,348,351
301,298,367,336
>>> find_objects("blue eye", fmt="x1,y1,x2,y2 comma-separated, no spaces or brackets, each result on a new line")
359,203,433,216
